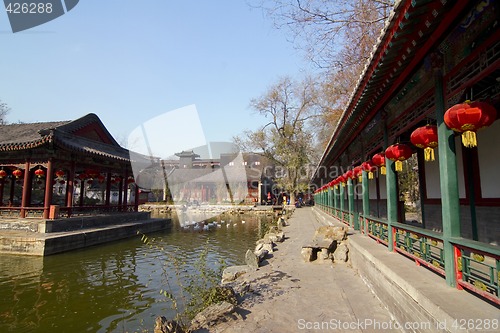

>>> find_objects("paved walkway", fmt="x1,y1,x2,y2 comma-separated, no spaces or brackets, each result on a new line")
213,207,400,333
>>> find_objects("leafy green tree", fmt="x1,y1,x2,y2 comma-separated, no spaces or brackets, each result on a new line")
235,76,319,203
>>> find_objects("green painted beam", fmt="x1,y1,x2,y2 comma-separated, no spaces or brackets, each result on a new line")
435,69,461,287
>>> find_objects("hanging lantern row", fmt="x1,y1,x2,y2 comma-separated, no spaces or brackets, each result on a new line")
444,100,497,148
314,100,497,194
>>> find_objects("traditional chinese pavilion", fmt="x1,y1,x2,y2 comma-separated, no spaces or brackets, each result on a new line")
312,0,499,304
0,113,139,219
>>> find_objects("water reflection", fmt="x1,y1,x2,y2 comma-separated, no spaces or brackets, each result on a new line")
0,212,270,332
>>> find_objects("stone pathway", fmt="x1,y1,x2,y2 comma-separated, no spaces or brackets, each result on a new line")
211,207,400,333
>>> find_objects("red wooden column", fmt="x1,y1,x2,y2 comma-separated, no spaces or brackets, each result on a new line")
9,176,15,204
79,175,85,207
134,183,139,211
65,161,75,216
105,172,112,208
122,167,129,209
20,159,31,218
0,178,4,206
43,159,54,219
117,177,123,211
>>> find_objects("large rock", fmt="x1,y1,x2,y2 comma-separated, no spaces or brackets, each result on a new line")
256,237,275,246
245,249,260,269
333,242,349,262
301,247,316,262
254,243,270,262
265,231,285,243
317,248,332,262
221,265,254,283
315,225,347,242
154,316,184,333
189,301,238,331
277,217,287,227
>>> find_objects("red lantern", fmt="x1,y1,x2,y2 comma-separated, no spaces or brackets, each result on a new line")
78,173,87,181
411,125,438,161
127,177,135,184
55,170,65,178
85,169,99,178
385,144,413,172
354,166,363,182
337,175,346,186
344,170,354,180
34,167,45,178
0,169,6,179
114,176,122,184
97,175,106,184
12,169,23,178
362,161,375,179
372,153,386,175
444,100,497,148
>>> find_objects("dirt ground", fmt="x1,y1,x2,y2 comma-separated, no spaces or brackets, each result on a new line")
208,207,399,333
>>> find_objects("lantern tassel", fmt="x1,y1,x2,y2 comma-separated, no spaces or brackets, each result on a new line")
381,166,386,175
462,131,477,148
424,147,435,161
368,171,373,179
395,160,403,172
358,176,362,183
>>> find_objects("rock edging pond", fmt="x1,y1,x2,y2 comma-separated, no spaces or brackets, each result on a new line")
152,212,292,333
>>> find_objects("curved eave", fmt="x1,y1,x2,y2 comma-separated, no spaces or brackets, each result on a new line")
53,131,131,163
0,135,53,152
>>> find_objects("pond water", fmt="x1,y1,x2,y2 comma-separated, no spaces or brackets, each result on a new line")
0,212,271,332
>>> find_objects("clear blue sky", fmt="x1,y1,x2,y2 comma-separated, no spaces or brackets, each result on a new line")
0,0,310,146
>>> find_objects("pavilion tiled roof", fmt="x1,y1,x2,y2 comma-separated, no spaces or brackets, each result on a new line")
0,113,130,162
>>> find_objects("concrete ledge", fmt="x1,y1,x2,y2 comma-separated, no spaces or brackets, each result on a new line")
313,208,499,333
0,218,170,256
44,212,152,233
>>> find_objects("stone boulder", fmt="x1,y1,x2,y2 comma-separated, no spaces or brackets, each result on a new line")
265,231,285,243
189,301,239,331
333,242,349,262
245,249,260,269
154,316,184,333
315,225,347,242
277,217,287,227
301,247,316,262
221,265,254,284
255,237,274,246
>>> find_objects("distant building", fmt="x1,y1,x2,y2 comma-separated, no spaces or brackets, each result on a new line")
141,150,278,205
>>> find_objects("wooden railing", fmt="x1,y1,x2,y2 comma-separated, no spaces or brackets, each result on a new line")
317,204,500,305
0,205,137,218
451,237,500,305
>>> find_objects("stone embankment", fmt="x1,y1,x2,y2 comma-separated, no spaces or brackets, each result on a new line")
140,203,287,216
154,207,396,333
